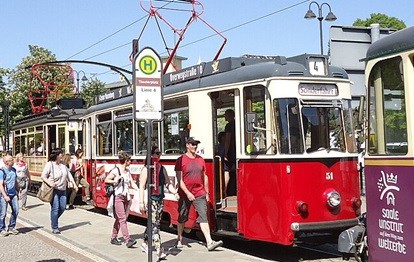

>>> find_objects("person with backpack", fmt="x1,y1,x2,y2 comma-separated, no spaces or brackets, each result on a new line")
139,146,179,260
0,154,21,237
105,151,138,248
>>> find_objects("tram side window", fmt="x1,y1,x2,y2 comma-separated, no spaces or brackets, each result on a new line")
243,86,267,154
115,120,133,155
97,112,113,156
368,57,407,154
114,109,133,155
58,126,66,151
14,136,21,155
28,133,35,155
163,96,189,154
274,99,304,154
35,126,45,156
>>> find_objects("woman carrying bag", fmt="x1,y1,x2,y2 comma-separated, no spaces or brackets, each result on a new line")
41,148,75,234
105,151,138,248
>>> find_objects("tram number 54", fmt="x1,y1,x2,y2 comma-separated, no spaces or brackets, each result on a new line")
326,172,334,180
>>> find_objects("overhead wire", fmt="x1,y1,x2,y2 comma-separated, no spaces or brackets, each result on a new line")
79,0,310,77
66,0,179,60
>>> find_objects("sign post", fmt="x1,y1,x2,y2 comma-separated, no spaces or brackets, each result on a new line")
133,47,163,262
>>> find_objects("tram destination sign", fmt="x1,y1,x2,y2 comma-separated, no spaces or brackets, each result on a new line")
298,83,338,96
133,47,163,121
163,56,273,86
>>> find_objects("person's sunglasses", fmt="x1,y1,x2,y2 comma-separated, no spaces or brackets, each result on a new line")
190,143,198,146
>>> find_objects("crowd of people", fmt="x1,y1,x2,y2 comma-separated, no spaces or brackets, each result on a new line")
0,135,225,260
0,148,91,236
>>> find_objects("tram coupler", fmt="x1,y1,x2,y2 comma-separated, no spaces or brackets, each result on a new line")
338,213,367,261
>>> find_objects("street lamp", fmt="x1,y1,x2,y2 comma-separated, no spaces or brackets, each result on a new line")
73,70,88,95
304,1,337,55
0,85,10,153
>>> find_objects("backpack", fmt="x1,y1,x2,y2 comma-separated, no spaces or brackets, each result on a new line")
105,166,123,197
1,168,8,195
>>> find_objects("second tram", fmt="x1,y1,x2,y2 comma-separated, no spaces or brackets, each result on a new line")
363,25,414,261
11,98,86,191
83,53,361,245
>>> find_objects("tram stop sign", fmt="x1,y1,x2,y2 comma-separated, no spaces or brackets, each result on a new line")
133,47,163,121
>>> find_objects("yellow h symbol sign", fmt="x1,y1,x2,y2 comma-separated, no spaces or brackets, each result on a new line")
140,56,157,75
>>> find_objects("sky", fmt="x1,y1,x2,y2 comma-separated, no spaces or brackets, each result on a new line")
1,0,414,84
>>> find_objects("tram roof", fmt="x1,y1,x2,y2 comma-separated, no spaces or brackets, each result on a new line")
85,54,349,115
363,26,414,61
12,108,86,130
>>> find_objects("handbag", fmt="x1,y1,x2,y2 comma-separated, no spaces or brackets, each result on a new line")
105,184,114,197
37,182,54,202
37,162,55,202
17,178,26,189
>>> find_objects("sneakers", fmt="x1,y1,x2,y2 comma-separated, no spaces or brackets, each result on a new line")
157,248,167,260
0,230,9,237
207,240,223,251
110,238,122,245
140,242,148,253
8,228,19,235
21,207,28,211
126,239,137,248
52,229,61,234
175,240,183,249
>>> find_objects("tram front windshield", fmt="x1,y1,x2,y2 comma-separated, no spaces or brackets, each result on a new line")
275,98,356,154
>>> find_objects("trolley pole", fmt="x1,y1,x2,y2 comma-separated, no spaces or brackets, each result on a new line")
146,120,153,262
133,46,163,262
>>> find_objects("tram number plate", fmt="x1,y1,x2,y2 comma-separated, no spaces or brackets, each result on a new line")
326,172,334,180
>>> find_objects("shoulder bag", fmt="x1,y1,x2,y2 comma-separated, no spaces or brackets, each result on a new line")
37,162,55,202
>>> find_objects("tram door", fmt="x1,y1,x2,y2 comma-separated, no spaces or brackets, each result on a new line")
210,89,238,210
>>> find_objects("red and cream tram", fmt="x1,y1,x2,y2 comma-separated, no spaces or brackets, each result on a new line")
83,54,361,245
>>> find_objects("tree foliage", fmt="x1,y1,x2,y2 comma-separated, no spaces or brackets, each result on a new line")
80,78,107,107
353,13,406,30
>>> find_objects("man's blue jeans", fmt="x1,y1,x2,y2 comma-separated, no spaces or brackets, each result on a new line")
50,189,66,230
0,194,19,231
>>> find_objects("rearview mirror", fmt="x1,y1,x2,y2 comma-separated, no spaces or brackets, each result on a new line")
245,112,257,133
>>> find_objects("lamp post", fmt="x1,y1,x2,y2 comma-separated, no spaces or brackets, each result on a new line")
304,1,337,55
73,70,88,95
0,85,10,153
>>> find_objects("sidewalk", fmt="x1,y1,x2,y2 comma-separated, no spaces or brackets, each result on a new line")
3,195,266,262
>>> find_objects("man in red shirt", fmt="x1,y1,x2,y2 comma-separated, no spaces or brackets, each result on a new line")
175,137,223,251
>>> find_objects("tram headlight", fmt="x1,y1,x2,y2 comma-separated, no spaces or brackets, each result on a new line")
326,191,341,208
296,201,309,214
352,197,362,209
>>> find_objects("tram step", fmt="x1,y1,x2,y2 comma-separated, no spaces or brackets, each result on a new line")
216,211,237,232
214,229,244,239
221,196,237,209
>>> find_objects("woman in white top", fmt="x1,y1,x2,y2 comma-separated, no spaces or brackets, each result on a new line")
105,151,139,248
13,153,30,210
41,148,75,234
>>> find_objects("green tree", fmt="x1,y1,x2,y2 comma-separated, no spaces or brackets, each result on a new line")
80,78,107,107
353,13,406,30
0,67,11,148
